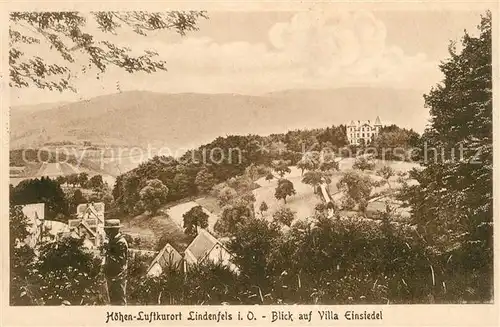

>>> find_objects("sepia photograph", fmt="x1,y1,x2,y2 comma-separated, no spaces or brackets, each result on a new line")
6,4,494,310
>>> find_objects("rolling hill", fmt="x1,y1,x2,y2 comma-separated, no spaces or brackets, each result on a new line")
10,88,429,152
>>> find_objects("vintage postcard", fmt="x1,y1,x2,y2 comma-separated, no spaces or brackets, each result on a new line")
1,0,498,326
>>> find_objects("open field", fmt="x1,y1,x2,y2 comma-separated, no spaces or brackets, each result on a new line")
165,200,219,233
253,166,323,223
9,161,117,187
120,160,418,251
252,161,417,224
194,196,222,215
122,211,192,251
338,157,421,172
120,196,221,251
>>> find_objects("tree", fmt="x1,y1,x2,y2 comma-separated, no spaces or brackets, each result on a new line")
302,170,328,194
214,199,254,236
32,237,104,305
195,167,216,194
55,175,66,185
271,159,291,178
227,218,282,289
88,183,114,208
265,172,274,183
216,186,237,207
10,11,208,91
318,150,339,172
336,171,373,212
87,174,104,190
319,160,339,172
244,163,261,181
372,126,421,161
400,12,493,301
138,179,169,215
10,206,38,305
240,192,256,206
274,178,296,204
353,156,375,171
259,201,269,217
172,172,193,198
314,202,327,214
69,189,87,213
10,177,68,220
376,165,395,189
78,172,89,187
272,207,295,227
296,154,316,175
183,205,209,236
155,234,174,252
66,173,79,187
112,172,141,214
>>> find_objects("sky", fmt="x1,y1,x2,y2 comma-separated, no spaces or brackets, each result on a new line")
10,9,485,106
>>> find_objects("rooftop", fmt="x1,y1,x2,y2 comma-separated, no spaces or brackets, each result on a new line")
349,116,382,126
147,243,183,272
185,229,219,262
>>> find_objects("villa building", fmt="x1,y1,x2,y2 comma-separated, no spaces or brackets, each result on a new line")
347,116,382,145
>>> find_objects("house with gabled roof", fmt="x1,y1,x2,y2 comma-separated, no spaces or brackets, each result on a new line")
67,217,101,249
67,202,106,248
184,229,239,273
77,202,105,226
146,243,184,277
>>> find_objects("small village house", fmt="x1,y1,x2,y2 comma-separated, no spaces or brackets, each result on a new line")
184,229,239,273
146,243,184,277
67,202,106,248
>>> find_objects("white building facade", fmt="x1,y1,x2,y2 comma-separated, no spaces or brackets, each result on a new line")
347,116,382,145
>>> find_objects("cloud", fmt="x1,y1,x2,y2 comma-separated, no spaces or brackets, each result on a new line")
117,10,440,94
11,10,443,105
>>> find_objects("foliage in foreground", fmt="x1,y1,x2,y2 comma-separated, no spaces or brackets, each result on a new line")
128,214,493,305
10,11,208,91
10,208,493,305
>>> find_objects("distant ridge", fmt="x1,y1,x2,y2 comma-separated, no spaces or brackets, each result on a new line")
10,88,428,150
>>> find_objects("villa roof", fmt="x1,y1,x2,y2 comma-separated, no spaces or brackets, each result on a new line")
349,118,382,127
